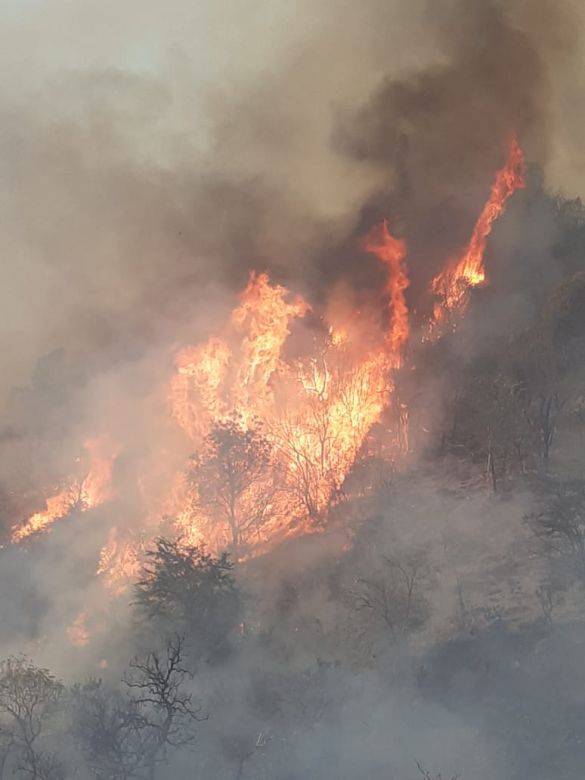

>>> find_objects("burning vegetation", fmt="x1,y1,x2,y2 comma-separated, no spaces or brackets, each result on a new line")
4,1,585,778
431,136,526,327
9,138,525,588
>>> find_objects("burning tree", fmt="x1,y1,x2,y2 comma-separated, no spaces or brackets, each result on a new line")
346,551,431,642
431,136,526,326
168,263,403,555
188,417,275,554
273,348,393,527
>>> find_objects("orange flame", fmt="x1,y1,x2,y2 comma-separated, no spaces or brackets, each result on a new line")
432,136,526,322
363,220,410,366
230,272,311,408
12,437,117,542
170,273,309,441
166,250,408,553
11,140,526,591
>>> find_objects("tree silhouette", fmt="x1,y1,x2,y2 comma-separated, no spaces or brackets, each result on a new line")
188,417,274,554
133,538,241,662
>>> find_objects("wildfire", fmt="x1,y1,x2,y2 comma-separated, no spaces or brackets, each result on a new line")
432,136,526,324
12,437,117,543
167,244,408,553
363,220,410,366
170,273,310,441
9,138,526,600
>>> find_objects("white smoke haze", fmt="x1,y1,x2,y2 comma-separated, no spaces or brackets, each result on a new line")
0,1,584,779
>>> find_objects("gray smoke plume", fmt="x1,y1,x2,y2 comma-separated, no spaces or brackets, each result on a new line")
0,2,583,779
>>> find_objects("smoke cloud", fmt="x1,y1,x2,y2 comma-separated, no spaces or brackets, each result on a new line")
0,0,578,393
0,2,584,779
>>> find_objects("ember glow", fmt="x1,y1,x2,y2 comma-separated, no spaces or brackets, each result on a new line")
431,136,526,325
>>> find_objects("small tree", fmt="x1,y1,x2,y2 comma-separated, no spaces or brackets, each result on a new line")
188,417,274,554
447,366,538,488
122,634,205,780
347,552,430,642
73,636,204,780
274,410,337,526
133,538,241,662
0,656,64,780
72,680,149,780
529,480,585,580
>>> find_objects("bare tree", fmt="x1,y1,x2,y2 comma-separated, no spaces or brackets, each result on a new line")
0,656,64,780
122,634,206,780
520,392,564,465
445,369,537,488
529,480,585,580
73,636,204,780
274,410,336,526
347,552,430,641
535,578,563,627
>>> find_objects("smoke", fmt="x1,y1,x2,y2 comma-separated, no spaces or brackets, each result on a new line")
0,0,576,392
0,1,584,778
333,0,577,294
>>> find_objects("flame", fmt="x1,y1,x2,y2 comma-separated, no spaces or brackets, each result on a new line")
9,139,524,594
81,438,117,507
171,337,232,441
432,136,526,323
11,490,75,543
166,247,407,553
230,272,311,415
363,220,410,367
170,273,310,440
12,437,117,542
